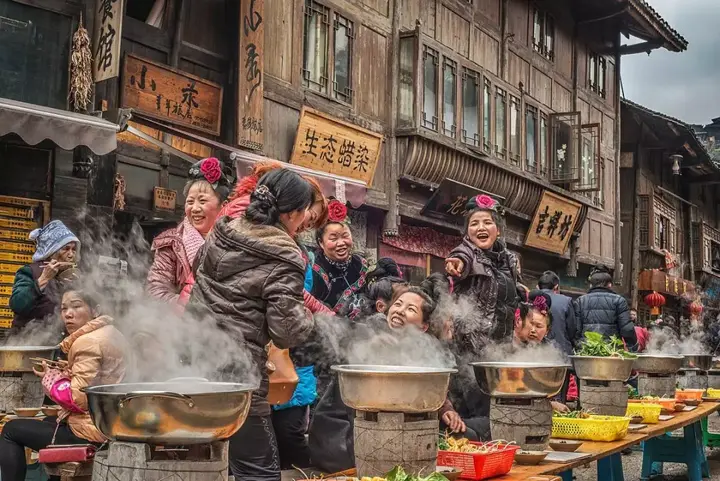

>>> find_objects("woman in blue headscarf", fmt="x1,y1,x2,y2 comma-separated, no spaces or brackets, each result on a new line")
9,220,79,335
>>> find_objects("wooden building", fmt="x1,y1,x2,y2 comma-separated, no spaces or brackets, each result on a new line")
620,100,720,324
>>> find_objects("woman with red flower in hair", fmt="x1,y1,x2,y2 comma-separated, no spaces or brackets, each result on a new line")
146,157,231,306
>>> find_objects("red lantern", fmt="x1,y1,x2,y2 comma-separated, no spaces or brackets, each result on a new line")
644,291,666,316
690,300,704,317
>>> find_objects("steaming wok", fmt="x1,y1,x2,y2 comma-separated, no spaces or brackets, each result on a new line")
633,354,684,374
0,346,58,372
83,381,256,444
332,365,457,412
471,362,569,398
682,354,713,371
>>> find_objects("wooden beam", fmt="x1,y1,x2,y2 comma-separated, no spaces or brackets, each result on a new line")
614,41,663,56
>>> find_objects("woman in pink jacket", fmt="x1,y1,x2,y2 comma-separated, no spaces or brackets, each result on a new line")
146,157,231,306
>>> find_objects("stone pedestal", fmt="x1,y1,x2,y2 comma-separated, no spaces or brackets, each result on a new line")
579,380,627,416
489,398,552,451
638,374,676,398
92,442,228,481
354,411,438,478
676,369,708,390
0,373,44,412
707,370,720,389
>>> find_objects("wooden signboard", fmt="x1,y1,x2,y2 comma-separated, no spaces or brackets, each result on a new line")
237,0,264,151
420,179,504,225
153,187,177,211
525,191,581,255
93,0,125,82
121,54,223,135
290,108,383,185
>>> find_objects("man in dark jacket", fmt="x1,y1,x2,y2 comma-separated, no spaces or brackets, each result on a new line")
574,265,637,348
538,270,577,356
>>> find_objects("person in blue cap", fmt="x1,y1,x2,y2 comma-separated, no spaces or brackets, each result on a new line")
9,220,79,334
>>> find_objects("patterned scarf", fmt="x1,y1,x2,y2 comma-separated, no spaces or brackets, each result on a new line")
323,253,351,274
181,217,206,268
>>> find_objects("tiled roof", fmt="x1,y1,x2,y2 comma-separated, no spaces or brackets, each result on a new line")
631,0,688,51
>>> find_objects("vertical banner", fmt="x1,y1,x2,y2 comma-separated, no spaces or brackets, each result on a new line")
237,0,264,151
93,0,125,82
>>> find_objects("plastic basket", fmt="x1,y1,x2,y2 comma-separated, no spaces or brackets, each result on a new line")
707,388,720,399
551,415,631,442
437,442,520,480
625,403,661,424
629,398,677,411
676,389,704,402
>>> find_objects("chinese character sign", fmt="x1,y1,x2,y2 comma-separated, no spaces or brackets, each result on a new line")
525,191,581,255
121,55,224,135
92,0,124,82
290,108,383,185
237,0,264,151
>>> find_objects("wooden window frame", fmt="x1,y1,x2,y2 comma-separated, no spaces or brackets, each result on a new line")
442,57,458,139
508,94,521,166
588,51,607,98
461,67,481,147
301,0,355,105
532,7,555,62
525,104,538,173
573,123,602,192
494,86,507,159
549,111,581,184
421,45,440,131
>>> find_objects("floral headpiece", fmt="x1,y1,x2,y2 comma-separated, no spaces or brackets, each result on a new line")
532,295,549,315
327,199,350,225
188,157,228,188
465,194,502,214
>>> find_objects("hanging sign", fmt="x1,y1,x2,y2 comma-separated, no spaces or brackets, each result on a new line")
290,107,383,185
525,191,581,255
93,0,125,82
153,187,177,211
121,54,224,135
237,0,264,151
421,179,503,224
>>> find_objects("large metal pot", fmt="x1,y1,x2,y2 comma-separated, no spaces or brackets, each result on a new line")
471,362,570,398
332,365,457,413
633,354,684,375
569,356,635,382
83,381,256,444
682,354,713,371
0,346,58,372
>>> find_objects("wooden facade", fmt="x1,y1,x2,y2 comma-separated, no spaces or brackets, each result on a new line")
620,99,720,323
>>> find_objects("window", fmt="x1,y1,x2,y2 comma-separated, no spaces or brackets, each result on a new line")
575,123,601,191
442,58,457,138
495,87,507,158
588,52,607,98
302,1,355,103
462,69,480,146
509,95,521,165
333,14,354,102
526,106,538,172
550,112,580,184
483,78,492,153
422,46,439,130
127,0,166,27
532,8,555,61
398,36,416,125
539,113,548,176
655,216,671,250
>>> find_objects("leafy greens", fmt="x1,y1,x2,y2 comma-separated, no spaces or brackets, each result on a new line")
575,332,637,359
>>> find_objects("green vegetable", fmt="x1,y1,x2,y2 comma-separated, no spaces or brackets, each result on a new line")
385,467,448,481
575,332,637,359
628,386,639,399
437,436,450,451
553,410,591,419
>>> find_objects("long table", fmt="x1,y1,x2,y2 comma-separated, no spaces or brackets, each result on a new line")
501,400,720,480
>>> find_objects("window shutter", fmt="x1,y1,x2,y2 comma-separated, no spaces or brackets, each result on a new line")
639,195,650,248
549,112,581,184
573,123,601,192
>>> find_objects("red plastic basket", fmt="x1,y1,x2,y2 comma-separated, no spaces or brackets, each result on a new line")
437,442,520,480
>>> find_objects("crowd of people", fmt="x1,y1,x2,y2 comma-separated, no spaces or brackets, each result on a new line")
0,156,686,481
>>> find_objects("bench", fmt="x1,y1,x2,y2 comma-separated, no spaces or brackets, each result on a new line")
42,461,93,481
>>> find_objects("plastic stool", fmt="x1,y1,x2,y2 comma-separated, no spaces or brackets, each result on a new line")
641,421,709,481
701,416,720,448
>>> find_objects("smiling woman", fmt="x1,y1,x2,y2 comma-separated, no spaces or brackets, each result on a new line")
146,157,231,307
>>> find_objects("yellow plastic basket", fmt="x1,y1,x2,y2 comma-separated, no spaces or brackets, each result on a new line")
625,403,661,424
551,415,631,442
707,388,720,399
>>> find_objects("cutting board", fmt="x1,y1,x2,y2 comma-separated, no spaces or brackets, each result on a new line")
544,451,593,464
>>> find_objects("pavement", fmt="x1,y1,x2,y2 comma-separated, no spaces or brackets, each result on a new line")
574,412,720,481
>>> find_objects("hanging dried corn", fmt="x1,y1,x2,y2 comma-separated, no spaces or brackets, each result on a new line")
69,13,93,112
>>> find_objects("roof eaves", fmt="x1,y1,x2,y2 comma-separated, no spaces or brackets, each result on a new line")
628,0,688,52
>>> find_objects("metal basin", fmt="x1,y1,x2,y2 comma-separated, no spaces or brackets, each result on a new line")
682,354,713,371
331,365,457,413
83,382,256,444
0,346,58,372
471,362,569,399
633,354,684,374
569,356,635,381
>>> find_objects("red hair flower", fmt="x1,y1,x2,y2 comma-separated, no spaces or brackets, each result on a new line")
532,295,549,315
327,199,348,223
200,157,222,184
474,194,497,210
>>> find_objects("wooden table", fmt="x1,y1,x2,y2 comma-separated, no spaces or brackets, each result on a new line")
498,401,720,480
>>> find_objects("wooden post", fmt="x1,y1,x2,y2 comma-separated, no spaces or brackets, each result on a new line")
613,30,623,284
630,144,642,308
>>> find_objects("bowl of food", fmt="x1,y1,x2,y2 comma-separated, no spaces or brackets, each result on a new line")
42,406,60,417
549,439,583,452
435,466,462,481
676,389,705,403
13,408,40,417
514,450,548,465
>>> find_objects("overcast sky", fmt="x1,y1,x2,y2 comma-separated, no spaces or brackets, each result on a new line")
621,0,719,125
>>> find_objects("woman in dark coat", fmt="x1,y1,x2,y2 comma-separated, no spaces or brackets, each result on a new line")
309,200,369,313
188,169,315,481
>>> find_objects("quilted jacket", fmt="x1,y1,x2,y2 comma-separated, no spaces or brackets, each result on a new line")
146,226,192,304
188,216,315,416
574,286,637,348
